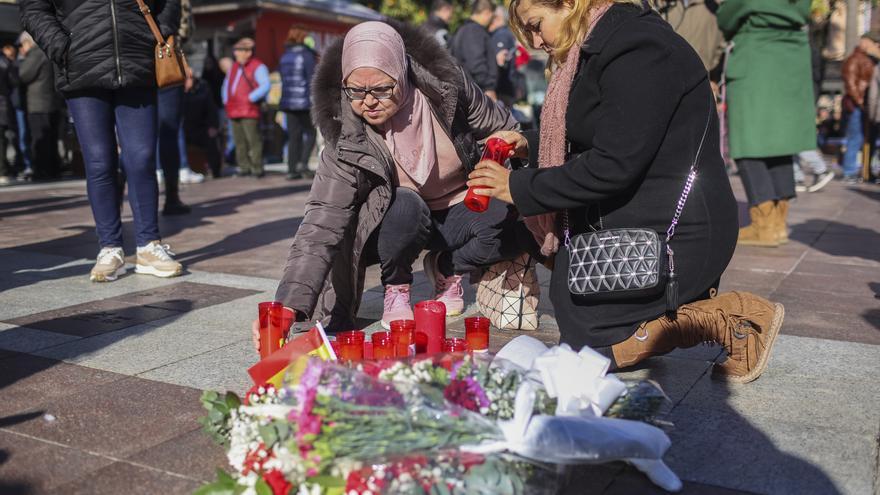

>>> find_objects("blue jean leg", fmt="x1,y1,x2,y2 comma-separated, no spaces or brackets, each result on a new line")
15,109,31,171
67,87,160,248
843,108,863,178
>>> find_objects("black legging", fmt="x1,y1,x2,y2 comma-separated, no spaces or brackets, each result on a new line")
285,110,316,175
737,156,796,206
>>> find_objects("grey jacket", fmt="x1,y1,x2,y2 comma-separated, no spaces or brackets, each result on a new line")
274,22,517,331
18,46,57,114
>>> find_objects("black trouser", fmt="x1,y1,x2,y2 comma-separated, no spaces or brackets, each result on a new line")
362,187,531,286
158,86,183,203
737,156,796,207
187,130,222,177
0,125,10,178
28,112,60,180
285,110,315,175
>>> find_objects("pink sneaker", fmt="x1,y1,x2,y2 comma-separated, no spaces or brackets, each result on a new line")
423,252,465,316
381,284,414,329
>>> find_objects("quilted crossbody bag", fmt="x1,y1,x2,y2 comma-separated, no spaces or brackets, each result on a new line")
564,98,712,316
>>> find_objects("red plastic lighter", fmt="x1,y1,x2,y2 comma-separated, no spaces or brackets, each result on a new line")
463,137,514,212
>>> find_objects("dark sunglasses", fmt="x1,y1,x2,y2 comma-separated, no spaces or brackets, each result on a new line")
343,83,396,101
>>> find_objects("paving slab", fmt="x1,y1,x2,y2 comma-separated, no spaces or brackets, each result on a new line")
665,404,872,495
613,356,712,407
0,352,125,418
113,281,259,312
137,340,256,394
0,430,116,493
0,323,80,354
769,287,880,345
5,374,205,459
603,467,760,495
2,299,182,338
125,427,227,483
48,461,202,495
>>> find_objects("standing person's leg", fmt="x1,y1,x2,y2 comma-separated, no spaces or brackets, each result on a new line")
0,125,10,182
231,119,251,175
365,187,433,327
157,86,189,214
297,110,316,179
736,158,779,247
243,118,263,177
116,87,183,278
28,113,58,180
285,110,303,179
15,109,31,175
842,107,864,179
195,130,223,178
66,90,127,281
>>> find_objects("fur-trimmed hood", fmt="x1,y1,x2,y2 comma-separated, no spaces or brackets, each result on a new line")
311,20,464,145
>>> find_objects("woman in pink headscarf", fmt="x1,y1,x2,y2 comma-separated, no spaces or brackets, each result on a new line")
255,20,529,340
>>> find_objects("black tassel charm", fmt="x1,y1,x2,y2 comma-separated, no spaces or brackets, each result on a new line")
665,272,679,320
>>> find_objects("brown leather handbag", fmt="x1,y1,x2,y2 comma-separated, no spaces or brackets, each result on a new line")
135,0,188,88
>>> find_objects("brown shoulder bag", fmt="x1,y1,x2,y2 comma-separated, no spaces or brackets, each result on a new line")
135,0,188,88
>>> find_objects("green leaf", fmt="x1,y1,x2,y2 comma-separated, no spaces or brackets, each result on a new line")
192,469,238,495
216,469,235,484
254,478,273,495
259,424,278,448
224,391,242,410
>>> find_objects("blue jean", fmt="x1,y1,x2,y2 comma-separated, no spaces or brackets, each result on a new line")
843,108,864,178
15,109,31,171
67,87,160,248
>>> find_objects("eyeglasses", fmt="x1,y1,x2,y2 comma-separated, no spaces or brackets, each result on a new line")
233,47,253,52
343,84,396,101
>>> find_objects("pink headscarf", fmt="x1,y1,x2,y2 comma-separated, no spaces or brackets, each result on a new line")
342,22,437,186
526,3,611,256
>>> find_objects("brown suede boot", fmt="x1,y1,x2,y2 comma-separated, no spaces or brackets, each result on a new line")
738,201,779,247
773,200,790,244
611,291,784,383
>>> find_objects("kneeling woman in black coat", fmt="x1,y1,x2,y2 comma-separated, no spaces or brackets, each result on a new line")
468,0,785,383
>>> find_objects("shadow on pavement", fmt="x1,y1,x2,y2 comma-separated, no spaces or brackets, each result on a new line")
0,448,34,495
791,220,880,263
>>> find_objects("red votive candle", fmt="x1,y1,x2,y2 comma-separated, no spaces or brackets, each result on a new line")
338,333,364,362
414,331,429,354
262,304,293,359
442,338,469,353
258,301,282,359
464,138,515,212
371,331,395,359
464,316,490,353
390,320,416,357
414,301,447,354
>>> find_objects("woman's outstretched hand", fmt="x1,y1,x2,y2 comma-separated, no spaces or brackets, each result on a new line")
468,160,513,204
488,130,529,158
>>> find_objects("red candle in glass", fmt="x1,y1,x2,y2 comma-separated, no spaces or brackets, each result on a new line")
464,138,515,212
258,301,282,359
414,331,429,354
390,320,416,357
262,305,294,359
371,331,395,359
464,316,490,353
338,333,364,362
442,338,469,353
414,301,446,354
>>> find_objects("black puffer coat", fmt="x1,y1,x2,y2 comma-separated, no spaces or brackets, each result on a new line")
19,0,180,94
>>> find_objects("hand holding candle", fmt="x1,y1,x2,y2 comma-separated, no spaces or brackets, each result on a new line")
464,138,515,212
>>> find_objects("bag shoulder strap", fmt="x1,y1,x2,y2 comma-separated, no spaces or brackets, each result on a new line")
664,92,713,245
135,0,168,46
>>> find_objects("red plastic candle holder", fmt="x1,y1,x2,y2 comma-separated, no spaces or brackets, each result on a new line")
371,331,395,359
464,137,515,212
464,316,490,353
390,320,416,357
442,338,469,353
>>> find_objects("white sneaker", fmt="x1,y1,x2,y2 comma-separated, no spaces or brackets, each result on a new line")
135,241,183,278
90,247,126,282
179,168,205,184
807,171,835,193
156,170,164,185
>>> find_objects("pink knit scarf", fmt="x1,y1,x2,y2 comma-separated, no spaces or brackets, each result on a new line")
525,3,611,256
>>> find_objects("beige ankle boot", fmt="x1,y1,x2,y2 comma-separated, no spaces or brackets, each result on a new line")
773,200,790,244
611,291,784,383
738,201,779,247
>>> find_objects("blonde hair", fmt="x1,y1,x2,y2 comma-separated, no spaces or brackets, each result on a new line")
509,0,643,67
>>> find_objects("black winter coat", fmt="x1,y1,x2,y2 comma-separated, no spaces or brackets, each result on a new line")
449,20,498,92
0,57,13,127
19,0,180,94
509,3,738,348
19,46,58,114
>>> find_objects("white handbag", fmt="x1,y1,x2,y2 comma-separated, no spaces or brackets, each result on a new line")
476,254,540,331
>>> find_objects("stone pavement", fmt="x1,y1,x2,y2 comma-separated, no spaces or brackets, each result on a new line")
0,173,878,495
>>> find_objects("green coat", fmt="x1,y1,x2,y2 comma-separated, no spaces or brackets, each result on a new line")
717,0,815,159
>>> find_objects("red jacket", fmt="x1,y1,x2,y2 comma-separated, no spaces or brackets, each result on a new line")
226,58,263,119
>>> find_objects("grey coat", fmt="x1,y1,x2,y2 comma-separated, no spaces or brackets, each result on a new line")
274,22,517,331
18,46,57,114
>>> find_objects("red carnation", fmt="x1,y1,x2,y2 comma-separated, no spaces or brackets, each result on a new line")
264,470,292,495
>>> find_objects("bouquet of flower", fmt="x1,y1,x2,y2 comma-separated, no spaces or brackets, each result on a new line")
197,337,681,495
